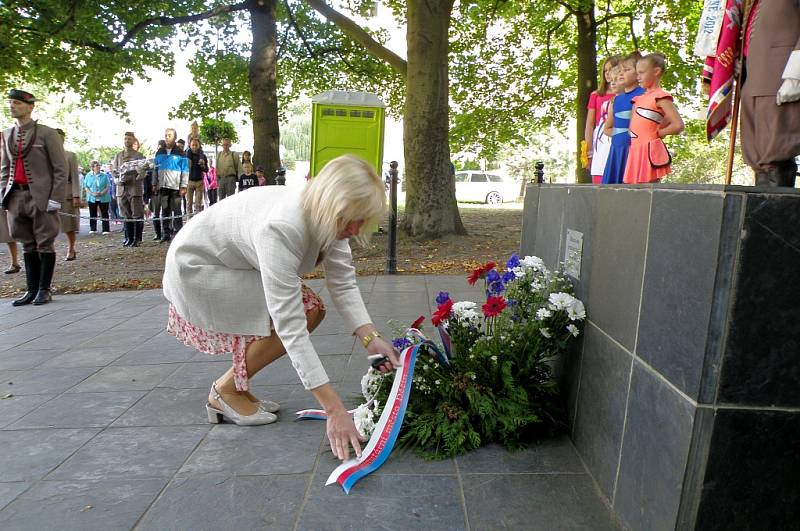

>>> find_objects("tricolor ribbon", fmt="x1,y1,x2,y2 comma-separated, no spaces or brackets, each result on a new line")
325,343,420,494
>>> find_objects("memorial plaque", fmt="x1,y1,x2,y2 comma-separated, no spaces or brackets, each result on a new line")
564,229,583,279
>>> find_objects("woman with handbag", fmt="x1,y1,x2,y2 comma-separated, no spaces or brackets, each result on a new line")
623,53,685,184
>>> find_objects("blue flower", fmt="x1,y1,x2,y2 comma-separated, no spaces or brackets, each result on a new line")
489,280,505,294
506,253,520,269
435,291,451,305
502,270,516,284
392,337,411,349
486,269,501,283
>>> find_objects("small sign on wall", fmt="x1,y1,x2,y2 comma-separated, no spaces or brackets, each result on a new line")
564,229,583,279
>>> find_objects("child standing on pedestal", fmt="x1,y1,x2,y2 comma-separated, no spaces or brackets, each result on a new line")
602,52,645,184
586,56,621,184
623,53,685,184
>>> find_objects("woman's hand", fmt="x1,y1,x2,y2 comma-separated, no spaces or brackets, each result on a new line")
366,336,401,373
326,408,365,461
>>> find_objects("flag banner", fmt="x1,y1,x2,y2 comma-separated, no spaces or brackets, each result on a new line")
705,0,744,141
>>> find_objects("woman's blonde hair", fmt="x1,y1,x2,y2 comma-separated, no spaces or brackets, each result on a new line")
301,154,386,250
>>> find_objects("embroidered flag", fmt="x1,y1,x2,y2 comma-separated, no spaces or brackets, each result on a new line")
703,0,744,141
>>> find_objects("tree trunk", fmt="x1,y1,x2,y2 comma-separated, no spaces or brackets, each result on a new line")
400,0,465,238
249,1,281,175
575,4,597,184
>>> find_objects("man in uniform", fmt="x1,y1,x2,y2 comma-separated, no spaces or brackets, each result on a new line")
112,132,147,247
56,129,81,261
740,0,800,186
215,137,240,200
0,89,67,306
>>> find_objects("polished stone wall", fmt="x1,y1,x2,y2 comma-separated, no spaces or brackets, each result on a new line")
520,184,800,531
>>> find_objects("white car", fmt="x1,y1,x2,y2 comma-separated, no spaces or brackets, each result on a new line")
454,171,519,204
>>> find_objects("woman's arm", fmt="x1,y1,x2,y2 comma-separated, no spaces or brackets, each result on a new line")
311,382,364,461
603,100,615,137
657,99,685,138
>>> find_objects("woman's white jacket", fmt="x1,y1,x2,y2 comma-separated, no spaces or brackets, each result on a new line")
162,186,371,390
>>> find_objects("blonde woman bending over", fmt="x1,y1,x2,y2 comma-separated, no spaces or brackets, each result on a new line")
163,155,400,461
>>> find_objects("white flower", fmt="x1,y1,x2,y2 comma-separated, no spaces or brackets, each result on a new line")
491,355,498,362
520,255,546,271
435,379,442,385
452,301,482,327
470,374,476,380
535,308,552,321
567,300,586,321
548,292,575,311
567,324,580,337
353,403,376,438
540,328,552,339
360,368,383,401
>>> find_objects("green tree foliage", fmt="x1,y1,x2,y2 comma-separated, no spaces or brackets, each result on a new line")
280,99,312,162
199,117,239,155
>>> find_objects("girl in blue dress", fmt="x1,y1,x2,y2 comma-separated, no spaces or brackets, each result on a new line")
602,52,645,184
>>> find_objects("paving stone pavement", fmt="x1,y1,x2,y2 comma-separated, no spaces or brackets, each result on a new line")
0,276,619,530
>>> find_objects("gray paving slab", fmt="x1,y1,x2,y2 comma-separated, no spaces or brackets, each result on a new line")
0,428,100,481
111,334,196,366
297,473,467,531
454,437,587,474
1,366,99,395
136,475,307,531
462,473,618,530
13,331,97,351
47,426,210,481
0,348,65,370
157,361,234,389
177,420,323,477
7,391,145,429
41,346,132,368
67,364,179,393
0,483,28,512
0,393,56,428
111,387,215,427
0,479,167,531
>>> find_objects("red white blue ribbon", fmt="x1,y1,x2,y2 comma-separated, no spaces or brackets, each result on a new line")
325,343,420,494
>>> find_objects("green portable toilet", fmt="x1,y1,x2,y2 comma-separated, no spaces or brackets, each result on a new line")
309,90,386,177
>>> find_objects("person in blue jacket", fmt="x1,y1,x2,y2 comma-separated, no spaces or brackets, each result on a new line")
154,128,189,242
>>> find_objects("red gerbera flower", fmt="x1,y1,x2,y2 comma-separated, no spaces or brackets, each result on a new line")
467,267,483,285
482,261,496,273
410,315,425,329
482,295,507,318
431,300,453,327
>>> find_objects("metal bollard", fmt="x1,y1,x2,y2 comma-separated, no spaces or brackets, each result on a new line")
386,161,399,274
535,161,545,184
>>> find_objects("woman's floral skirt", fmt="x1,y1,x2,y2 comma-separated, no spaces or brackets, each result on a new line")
167,281,325,391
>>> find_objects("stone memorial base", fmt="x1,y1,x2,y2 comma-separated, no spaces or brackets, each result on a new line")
520,183,800,531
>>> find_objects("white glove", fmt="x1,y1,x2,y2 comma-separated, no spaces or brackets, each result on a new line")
777,79,800,106
46,199,62,212
778,51,800,106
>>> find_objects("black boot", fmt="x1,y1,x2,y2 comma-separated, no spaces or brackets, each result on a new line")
123,222,133,246
12,252,40,306
32,252,56,305
132,221,143,247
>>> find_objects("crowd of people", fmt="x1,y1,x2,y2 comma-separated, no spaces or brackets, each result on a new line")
0,96,291,291
584,51,685,185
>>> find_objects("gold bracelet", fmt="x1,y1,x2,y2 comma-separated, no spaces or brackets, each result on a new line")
360,330,381,348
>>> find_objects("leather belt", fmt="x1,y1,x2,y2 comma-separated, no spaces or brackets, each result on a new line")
12,183,30,191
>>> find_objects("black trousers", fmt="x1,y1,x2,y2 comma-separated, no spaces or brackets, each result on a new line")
207,188,218,206
160,188,183,237
88,202,110,233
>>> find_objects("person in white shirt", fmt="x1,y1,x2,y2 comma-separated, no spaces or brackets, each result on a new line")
163,155,399,462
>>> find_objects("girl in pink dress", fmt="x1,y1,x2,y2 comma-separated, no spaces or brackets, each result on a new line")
623,53,685,184
585,56,621,183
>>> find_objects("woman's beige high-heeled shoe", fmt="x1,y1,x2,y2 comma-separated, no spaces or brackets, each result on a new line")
206,383,277,426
